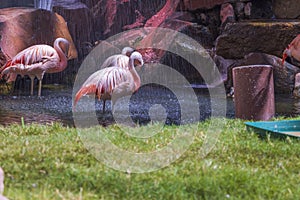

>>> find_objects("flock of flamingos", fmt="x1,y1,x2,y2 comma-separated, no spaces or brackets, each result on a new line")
0,35,299,114
0,38,144,113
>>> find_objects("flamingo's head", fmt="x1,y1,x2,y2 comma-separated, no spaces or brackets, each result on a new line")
131,51,144,69
56,38,70,59
282,45,291,65
121,47,135,57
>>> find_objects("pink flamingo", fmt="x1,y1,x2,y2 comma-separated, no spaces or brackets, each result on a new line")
0,167,7,200
0,167,3,196
100,46,135,69
74,51,143,112
282,34,300,65
0,38,69,97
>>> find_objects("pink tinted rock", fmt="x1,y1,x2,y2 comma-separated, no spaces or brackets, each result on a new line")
145,0,180,27
123,10,146,30
138,17,214,64
220,3,235,24
169,12,195,22
103,0,118,35
244,2,252,18
90,0,165,37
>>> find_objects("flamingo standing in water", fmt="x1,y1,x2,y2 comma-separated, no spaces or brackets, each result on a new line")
100,46,135,69
0,38,69,97
282,34,300,65
74,51,144,112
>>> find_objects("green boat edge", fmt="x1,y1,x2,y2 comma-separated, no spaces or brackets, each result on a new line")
245,120,300,139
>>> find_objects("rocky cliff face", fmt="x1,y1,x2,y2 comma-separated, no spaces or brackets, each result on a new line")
0,0,299,94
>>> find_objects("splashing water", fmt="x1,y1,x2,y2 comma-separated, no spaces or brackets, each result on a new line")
34,0,53,11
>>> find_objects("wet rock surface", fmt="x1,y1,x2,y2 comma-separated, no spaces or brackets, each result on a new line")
221,53,300,94
273,0,300,19
215,21,300,59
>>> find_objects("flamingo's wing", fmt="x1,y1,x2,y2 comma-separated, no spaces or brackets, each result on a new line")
100,54,129,69
115,55,129,69
0,45,56,79
100,55,116,69
12,45,56,66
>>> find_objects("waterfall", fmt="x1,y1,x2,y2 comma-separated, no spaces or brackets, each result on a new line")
34,0,53,11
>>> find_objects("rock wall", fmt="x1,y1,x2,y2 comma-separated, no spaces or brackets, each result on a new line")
215,21,300,59
0,0,300,94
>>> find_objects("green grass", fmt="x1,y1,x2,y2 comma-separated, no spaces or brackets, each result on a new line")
1,118,300,199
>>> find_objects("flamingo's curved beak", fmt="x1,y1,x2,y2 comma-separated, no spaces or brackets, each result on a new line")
140,59,144,67
134,59,144,72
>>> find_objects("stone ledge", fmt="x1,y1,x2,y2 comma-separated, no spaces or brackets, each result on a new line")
215,21,300,59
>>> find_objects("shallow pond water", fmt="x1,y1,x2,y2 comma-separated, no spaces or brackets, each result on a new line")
0,85,298,127
0,86,73,126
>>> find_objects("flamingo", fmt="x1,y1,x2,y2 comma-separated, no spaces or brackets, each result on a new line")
74,51,143,112
0,194,8,200
282,34,300,65
0,167,3,195
0,38,70,97
0,167,7,200
100,46,135,69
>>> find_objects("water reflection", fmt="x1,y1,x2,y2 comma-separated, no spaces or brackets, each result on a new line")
0,87,73,126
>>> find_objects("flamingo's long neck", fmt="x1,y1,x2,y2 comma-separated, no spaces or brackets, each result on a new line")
129,56,141,90
54,38,68,70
